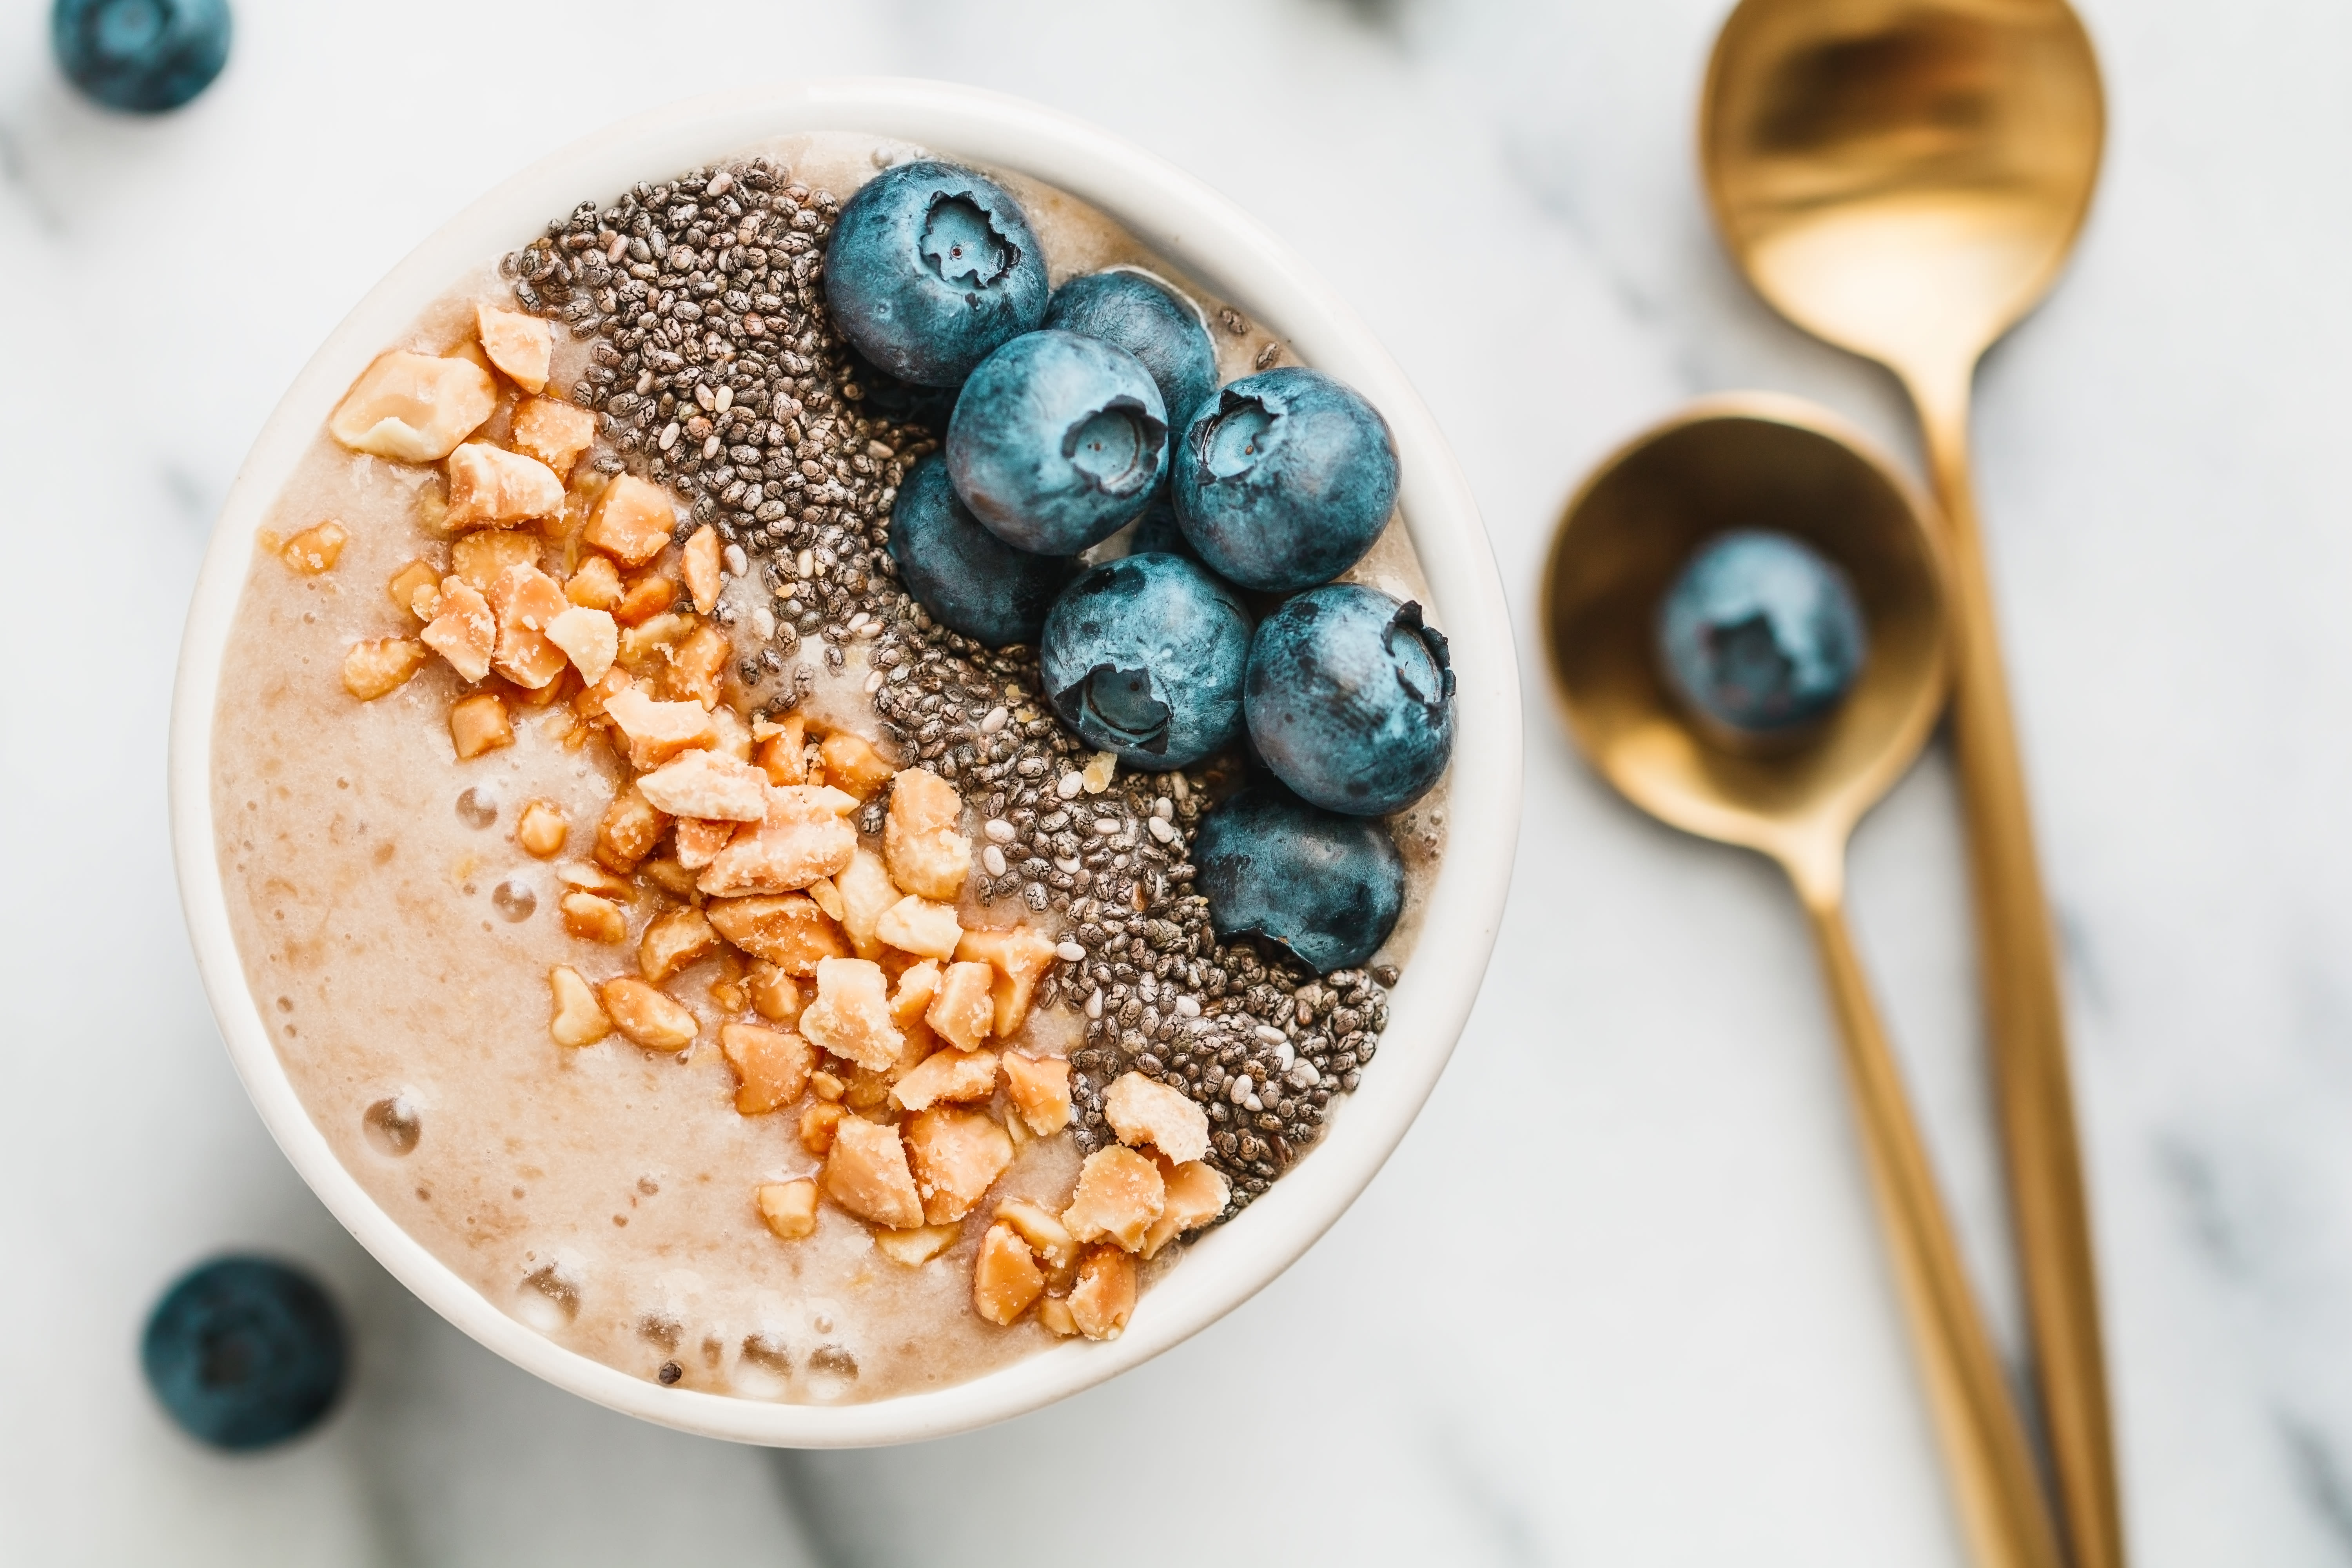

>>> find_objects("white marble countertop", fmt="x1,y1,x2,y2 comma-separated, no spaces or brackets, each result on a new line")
7,0,2349,1561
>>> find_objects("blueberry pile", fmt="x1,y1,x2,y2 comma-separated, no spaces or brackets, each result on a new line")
1656,530,1867,737
832,160,1455,973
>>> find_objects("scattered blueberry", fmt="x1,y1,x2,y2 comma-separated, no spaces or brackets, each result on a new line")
141,1256,346,1451
1195,785,1405,974
53,0,230,114
1247,585,1454,816
1173,368,1399,593
888,453,1073,647
1655,529,1867,735
1043,270,1220,438
1040,553,1251,769
825,161,1048,387
948,330,1167,555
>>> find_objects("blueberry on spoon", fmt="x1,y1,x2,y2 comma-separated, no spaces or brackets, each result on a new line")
949,330,1168,555
1195,785,1405,974
1040,553,1251,769
1247,584,1454,816
53,0,231,114
1174,367,1399,593
825,160,1048,387
142,1256,347,1450
1656,529,1867,737
888,453,1073,648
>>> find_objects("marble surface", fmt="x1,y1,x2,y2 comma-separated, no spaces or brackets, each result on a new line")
5,0,2350,1561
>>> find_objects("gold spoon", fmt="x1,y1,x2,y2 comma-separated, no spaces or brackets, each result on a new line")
1700,10,2118,1568
1544,395,2062,1568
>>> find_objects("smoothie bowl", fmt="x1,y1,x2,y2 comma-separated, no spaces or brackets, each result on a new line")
168,80,1519,1446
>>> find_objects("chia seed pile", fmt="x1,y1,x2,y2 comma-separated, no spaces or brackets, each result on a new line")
501,154,1397,1209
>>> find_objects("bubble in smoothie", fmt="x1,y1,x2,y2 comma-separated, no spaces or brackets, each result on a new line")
803,1344,860,1401
491,880,537,921
734,1332,793,1399
361,1096,423,1156
516,1263,583,1330
455,787,499,829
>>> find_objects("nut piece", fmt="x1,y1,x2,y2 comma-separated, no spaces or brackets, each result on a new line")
329,351,497,462
560,891,628,944
973,1223,1045,1325
799,1099,847,1155
669,623,729,710
639,904,719,985
818,733,897,801
874,1223,963,1267
697,786,859,898
955,926,1063,1038
902,1107,1015,1225
593,787,668,875
565,553,623,610
672,816,735,870
510,396,597,477
611,573,677,628
445,442,563,530
584,474,677,567
706,895,847,976
545,605,619,684
388,558,442,619
883,768,971,900
754,714,807,785
1036,1295,1080,1338
797,956,903,1072
548,965,612,1047
475,302,553,392
1069,1245,1137,1341
874,896,963,962
926,960,996,1053
280,520,349,575
999,1051,1074,1136
748,961,802,1024
833,847,896,960
597,976,698,1052
822,1116,924,1229
489,562,571,688
682,524,724,616
889,961,942,1031
602,687,719,769
720,1022,813,1114
756,1178,819,1241
636,750,768,822
515,799,569,859
420,577,496,683
452,530,541,592
448,691,513,759
1061,1146,1165,1253
1103,1072,1212,1166
995,1198,1080,1282
891,1048,999,1112
1142,1160,1232,1259
341,637,427,701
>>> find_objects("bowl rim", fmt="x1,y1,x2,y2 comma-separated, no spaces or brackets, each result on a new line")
167,76,1523,1448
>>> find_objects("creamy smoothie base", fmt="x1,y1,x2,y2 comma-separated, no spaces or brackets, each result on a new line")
213,132,1444,1404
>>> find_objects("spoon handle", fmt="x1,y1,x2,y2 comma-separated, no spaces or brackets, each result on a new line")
1913,371,2125,1568
1799,886,2066,1568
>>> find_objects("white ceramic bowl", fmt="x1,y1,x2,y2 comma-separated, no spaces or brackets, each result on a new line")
169,78,1521,1447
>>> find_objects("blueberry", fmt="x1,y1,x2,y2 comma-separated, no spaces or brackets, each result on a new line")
1655,529,1867,735
1173,368,1399,593
1246,585,1454,816
1195,785,1405,973
948,330,1168,556
1125,488,1195,562
843,341,958,434
1043,270,1220,438
141,1256,346,1450
53,0,230,114
825,161,1048,387
888,453,1073,647
1040,553,1252,769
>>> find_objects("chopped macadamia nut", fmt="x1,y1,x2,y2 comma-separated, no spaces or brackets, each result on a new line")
615,611,693,675
640,857,697,899
903,1108,1014,1225
637,750,768,822
451,530,540,592
556,862,635,900
342,637,427,701
833,847,896,960
668,622,729,710
875,1223,962,1267
706,895,847,975
956,926,1062,1038
798,957,903,1071
598,976,697,1052
545,606,618,684
489,563,570,688
884,769,971,900
875,896,963,961
819,733,896,801
973,1223,1045,1325
584,474,676,566
1036,1295,1080,1338
639,904,719,985
475,303,552,392
593,788,668,875
697,786,858,897
799,1100,846,1155
995,1198,1079,1280
444,442,563,530
565,553,623,609
672,816,734,870
329,351,497,461
280,521,348,574
1062,1147,1165,1253
999,1052,1074,1136
682,525,723,615
1069,1245,1137,1340
560,891,627,944
548,965,611,1047
889,962,942,1031
1103,1072,1212,1165
420,577,496,683
510,396,596,477
388,558,441,619
1142,1160,1232,1259
748,961,802,1025
719,1022,813,1114
611,572,677,628
602,686,719,769
448,691,513,759
515,800,568,858
755,714,807,784
822,1116,924,1229
891,1048,1000,1112
756,1178,818,1241
926,960,996,1053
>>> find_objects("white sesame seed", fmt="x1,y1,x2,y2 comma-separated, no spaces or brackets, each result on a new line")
702,434,721,460
1170,773,1190,802
1085,988,1104,1020
983,819,1016,844
1146,815,1175,843
847,611,868,632
1174,995,1201,1017
1292,1062,1322,1087
605,232,628,263
723,543,748,576
1245,1093,1264,1112
980,706,1009,734
855,621,880,639
1054,856,1082,876
1254,1025,1287,1047
982,845,1007,877
695,383,716,411
1056,941,1087,963
750,606,775,640
1056,772,1084,800
797,550,814,579
1274,1041,1297,1069
864,670,884,694
707,170,735,196
1228,1076,1252,1105
714,385,733,412
658,421,680,452
1091,818,1120,835
1154,797,1174,820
